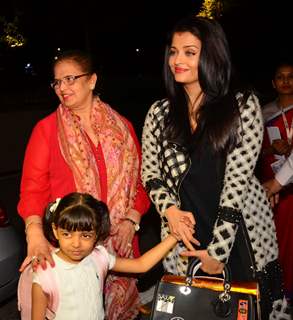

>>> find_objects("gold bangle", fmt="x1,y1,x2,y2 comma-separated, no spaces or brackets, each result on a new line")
25,221,42,234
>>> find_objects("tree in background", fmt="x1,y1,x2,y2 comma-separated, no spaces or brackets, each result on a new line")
197,0,241,19
0,15,26,48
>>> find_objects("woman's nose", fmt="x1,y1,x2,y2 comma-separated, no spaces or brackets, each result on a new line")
174,52,184,65
59,79,67,90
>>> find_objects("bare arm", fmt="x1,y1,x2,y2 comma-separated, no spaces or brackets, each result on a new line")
32,283,48,320
113,235,177,273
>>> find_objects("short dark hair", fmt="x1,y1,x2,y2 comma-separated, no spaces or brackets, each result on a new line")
52,49,95,74
43,192,110,246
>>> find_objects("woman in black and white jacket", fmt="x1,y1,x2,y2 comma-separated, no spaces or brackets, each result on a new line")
141,15,290,319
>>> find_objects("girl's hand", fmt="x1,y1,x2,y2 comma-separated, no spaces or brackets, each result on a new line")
180,249,224,275
114,220,136,257
19,223,54,272
165,206,200,251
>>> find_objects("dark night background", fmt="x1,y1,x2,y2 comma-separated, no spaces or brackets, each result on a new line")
0,0,293,119
0,2,292,316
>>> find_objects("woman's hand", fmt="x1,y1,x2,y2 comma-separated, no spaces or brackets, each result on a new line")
114,209,141,257
263,178,282,207
114,220,136,257
272,139,291,156
19,219,54,272
180,249,224,275
165,205,199,251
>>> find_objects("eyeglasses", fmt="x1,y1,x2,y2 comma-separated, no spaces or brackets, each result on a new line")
50,73,90,89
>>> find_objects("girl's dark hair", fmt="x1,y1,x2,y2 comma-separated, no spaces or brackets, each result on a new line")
163,15,240,153
52,49,96,74
43,192,110,246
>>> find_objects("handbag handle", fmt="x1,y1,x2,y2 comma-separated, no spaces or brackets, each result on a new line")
186,258,232,290
186,258,233,317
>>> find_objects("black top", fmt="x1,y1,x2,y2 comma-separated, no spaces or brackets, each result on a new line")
179,137,226,249
179,136,253,281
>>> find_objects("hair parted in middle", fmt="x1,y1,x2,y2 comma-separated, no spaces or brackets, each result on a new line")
43,192,110,246
163,15,241,153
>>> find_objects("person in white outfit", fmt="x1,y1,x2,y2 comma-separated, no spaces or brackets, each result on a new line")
18,192,177,320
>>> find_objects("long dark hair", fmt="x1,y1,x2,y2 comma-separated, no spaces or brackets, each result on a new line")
164,15,240,153
43,192,110,246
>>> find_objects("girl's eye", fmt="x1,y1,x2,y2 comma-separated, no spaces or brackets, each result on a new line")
61,231,71,237
82,233,95,239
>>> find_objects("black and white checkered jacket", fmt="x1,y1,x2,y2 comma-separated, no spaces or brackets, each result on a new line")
141,93,278,276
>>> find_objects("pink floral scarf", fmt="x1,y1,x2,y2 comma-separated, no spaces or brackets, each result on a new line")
57,97,140,319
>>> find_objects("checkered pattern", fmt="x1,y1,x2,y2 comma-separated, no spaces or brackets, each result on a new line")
207,94,278,268
142,94,291,318
270,298,292,320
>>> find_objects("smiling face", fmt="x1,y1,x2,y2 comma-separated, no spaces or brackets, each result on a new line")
53,226,97,263
272,64,293,96
53,59,97,111
168,31,202,91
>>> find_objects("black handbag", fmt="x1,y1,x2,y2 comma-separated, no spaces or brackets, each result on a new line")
150,258,260,320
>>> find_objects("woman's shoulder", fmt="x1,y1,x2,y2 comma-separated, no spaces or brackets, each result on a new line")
262,100,279,123
150,98,169,111
31,111,57,139
146,99,169,120
235,90,261,114
33,110,57,130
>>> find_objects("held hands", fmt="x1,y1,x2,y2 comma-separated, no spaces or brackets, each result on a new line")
165,206,200,251
180,249,224,275
20,222,55,272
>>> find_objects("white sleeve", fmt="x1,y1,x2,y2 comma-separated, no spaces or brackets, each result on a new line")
108,253,116,270
275,152,293,185
32,271,41,285
95,245,116,270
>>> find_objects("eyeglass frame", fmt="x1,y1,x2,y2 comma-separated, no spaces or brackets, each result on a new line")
50,73,90,90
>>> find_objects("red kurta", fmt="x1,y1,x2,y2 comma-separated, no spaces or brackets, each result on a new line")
18,111,150,256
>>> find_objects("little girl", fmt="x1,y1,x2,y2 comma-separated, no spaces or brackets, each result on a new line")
18,192,177,320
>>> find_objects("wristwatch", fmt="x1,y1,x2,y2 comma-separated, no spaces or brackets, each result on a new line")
124,217,140,232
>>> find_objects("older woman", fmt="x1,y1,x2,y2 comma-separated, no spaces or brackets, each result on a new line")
18,49,150,320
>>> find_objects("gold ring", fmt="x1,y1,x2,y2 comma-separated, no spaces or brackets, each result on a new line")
31,256,39,263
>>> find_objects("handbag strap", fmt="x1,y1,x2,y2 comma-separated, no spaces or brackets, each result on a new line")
186,258,231,285
238,216,257,278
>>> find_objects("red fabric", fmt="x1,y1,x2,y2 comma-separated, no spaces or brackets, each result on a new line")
18,111,150,257
260,108,293,298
